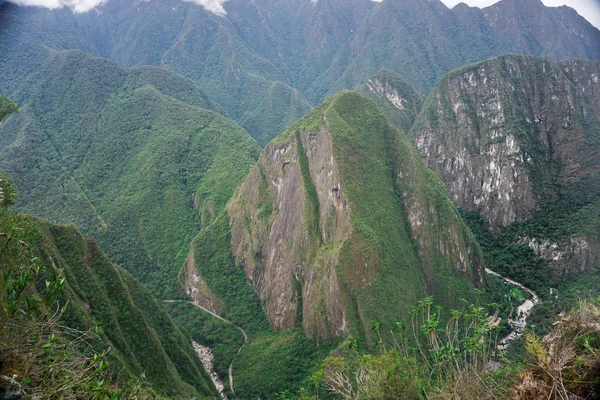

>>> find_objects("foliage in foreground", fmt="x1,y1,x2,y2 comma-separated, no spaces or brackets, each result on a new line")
280,299,600,400
0,176,216,399
0,188,141,398
311,296,513,399
513,301,600,400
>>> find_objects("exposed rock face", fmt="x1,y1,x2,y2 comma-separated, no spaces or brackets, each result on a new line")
411,55,600,232
228,91,485,340
228,127,350,338
395,136,486,290
182,246,224,315
359,69,425,133
517,235,600,274
367,78,407,110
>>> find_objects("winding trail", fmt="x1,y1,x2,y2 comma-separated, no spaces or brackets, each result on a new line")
485,268,540,352
163,300,248,395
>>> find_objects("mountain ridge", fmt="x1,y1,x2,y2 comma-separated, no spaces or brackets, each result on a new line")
228,90,485,341
2,0,599,144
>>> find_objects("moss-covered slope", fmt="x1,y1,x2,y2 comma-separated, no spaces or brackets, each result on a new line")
1,211,218,398
228,91,485,343
0,50,261,297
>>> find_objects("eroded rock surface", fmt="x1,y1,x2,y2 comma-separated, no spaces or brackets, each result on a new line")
517,235,600,274
228,92,485,340
228,128,350,338
411,55,600,232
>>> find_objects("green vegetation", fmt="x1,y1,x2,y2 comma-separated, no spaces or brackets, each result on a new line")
233,330,334,399
515,301,600,400
0,177,217,398
358,68,425,133
296,300,600,400
324,92,483,344
228,90,484,359
185,211,337,398
163,301,245,382
240,82,313,147
0,89,17,122
191,212,269,334
4,0,598,146
302,297,515,400
0,50,261,298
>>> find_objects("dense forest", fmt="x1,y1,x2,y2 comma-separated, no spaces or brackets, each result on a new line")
1,0,600,398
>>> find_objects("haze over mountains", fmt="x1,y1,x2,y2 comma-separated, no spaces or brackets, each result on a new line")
1,0,599,144
1,0,600,398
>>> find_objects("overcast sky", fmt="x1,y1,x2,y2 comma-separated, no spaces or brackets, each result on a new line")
441,0,600,28
5,0,600,28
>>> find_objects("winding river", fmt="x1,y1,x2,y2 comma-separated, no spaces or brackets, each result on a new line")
486,268,540,352
164,300,248,398
169,268,537,392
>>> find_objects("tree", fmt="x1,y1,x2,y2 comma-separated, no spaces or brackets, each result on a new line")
0,89,18,122
0,90,17,207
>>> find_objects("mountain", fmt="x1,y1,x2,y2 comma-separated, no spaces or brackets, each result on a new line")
0,0,315,146
0,49,261,297
410,54,600,278
227,91,485,341
315,0,600,97
359,68,425,133
0,206,217,398
2,0,599,145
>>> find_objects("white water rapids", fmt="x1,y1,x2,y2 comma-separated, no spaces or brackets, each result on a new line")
486,268,540,352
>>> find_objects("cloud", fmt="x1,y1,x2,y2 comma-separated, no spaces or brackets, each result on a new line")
8,0,107,13
439,0,600,29
181,0,228,16
7,0,229,15
5,0,598,27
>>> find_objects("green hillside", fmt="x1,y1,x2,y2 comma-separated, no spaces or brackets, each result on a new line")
228,91,484,346
0,50,261,297
0,197,217,398
2,0,599,145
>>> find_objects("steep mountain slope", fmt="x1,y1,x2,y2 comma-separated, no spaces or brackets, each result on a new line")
0,0,314,146
36,220,218,398
359,68,425,133
0,206,217,398
410,54,600,276
2,0,599,145
316,0,600,97
227,91,485,342
0,49,261,297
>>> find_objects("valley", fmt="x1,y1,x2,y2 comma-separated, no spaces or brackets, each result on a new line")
0,0,599,398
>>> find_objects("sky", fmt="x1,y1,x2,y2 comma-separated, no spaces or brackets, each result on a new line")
442,0,600,28
4,0,600,28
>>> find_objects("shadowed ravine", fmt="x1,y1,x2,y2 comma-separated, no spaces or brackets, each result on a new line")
163,300,248,397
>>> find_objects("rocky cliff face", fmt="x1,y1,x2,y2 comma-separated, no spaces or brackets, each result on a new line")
359,68,425,133
228,91,485,341
410,54,600,276
228,126,350,339
517,235,600,274
411,55,600,232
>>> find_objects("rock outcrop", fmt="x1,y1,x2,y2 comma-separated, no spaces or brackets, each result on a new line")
359,69,425,133
517,235,600,274
228,91,485,341
411,55,600,232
